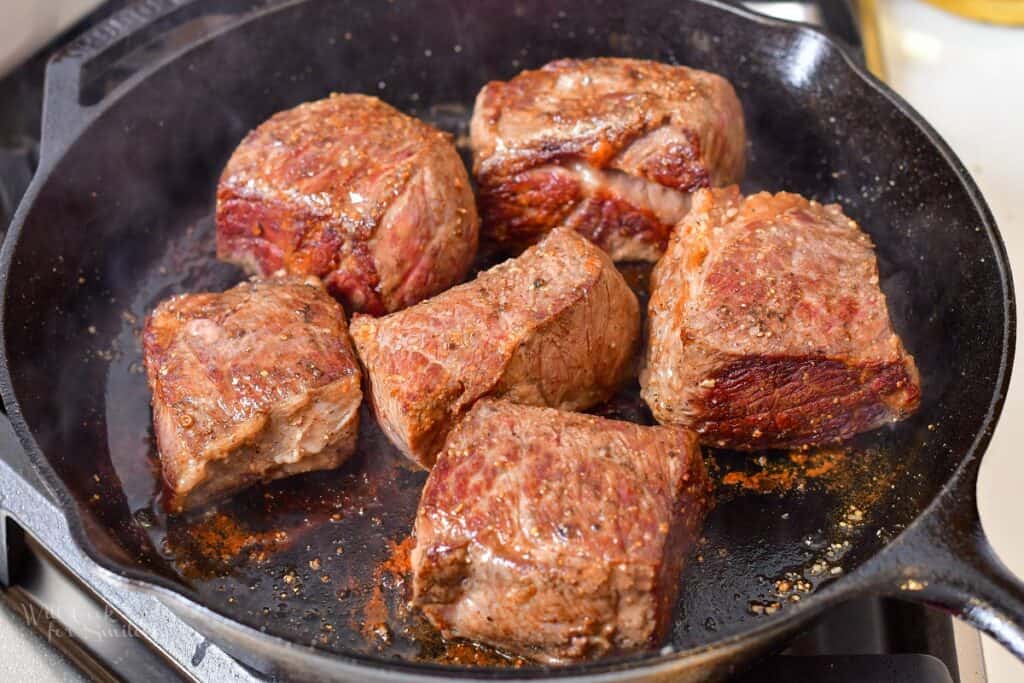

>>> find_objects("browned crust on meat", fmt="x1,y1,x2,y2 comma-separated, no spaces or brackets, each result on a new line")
470,58,745,260
635,130,711,192
143,276,362,511
641,187,920,450
476,166,583,244
217,93,479,314
479,170,671,266
695,357,919,449
412,400,710,663
563,189,671,262
350,228,640,468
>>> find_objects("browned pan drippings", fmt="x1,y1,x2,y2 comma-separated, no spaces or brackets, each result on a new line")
94,208,902,666
103,212,529,665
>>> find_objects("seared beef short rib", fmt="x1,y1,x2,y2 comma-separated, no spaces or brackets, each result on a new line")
350,227,639,468
412,399,710,663
217,94,479,315
470,58,745,261
143,276,362,511
641,187,920,450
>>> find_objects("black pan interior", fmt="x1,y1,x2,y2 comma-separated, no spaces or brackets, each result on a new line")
1,0,1011,673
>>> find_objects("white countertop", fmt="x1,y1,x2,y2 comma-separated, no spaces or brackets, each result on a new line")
0,0,103,77
875,2,1024,681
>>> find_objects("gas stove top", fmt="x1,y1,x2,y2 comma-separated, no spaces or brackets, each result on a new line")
0,2,991,681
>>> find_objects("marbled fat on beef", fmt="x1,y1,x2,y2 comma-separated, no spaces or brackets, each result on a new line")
471,58,745,261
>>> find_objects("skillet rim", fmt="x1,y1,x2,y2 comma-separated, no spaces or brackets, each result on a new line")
0,0,1014,678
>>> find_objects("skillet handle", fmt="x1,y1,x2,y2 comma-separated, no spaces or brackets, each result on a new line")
40,0,243,161
874,460,1024,659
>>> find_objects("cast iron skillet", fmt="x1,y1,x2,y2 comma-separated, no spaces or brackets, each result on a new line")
1,0,1023,680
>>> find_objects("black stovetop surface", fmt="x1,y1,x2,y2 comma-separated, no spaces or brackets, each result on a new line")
0,2,976,682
